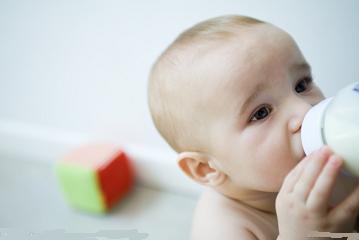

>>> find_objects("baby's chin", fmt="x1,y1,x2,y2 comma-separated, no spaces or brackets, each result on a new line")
298,149,306,162
284,147,305,165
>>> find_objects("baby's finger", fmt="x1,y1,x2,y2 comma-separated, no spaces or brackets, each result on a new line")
306,155,343,215
280,157,309,194
292,147,331,201
331,181,359,223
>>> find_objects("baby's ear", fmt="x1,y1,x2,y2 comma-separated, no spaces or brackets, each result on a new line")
177,152,226,187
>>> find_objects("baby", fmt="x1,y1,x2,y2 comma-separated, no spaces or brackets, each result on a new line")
147,15,359,239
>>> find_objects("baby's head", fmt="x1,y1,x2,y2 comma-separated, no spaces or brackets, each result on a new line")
148,15,325,200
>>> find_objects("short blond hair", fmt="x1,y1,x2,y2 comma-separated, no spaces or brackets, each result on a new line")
147,15,265,153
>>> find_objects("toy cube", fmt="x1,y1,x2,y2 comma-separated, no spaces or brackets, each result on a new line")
55,143,134,213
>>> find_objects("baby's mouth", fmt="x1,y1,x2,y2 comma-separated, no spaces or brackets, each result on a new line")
296,131,306,161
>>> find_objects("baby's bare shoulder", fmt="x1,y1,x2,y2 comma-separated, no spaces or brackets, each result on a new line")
191,188,277,240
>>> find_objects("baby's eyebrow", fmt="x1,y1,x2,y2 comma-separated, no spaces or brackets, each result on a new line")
237,81,271,118
290,62,312,74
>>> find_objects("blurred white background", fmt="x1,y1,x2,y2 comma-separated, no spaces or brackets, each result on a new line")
0,0,358,193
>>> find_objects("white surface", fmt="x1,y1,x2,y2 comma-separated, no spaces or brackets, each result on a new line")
0,0,359,152
0,119,203,197
0,153,199,240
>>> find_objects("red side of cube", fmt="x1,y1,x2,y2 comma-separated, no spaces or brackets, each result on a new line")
97,150,134,210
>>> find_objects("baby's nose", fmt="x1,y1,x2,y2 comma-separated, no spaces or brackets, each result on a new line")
289,116,303,133
288,100,313,133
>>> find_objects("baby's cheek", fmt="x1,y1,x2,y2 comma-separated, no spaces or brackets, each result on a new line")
253,163,286,192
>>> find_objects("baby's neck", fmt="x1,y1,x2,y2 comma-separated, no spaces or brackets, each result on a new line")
224,189,278,215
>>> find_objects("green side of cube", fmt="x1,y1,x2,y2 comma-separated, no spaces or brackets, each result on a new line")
55,162,106,214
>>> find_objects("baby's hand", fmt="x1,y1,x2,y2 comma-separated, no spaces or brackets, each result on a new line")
276,146,359,240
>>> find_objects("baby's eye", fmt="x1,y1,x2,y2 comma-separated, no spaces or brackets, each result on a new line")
295,76,313,93
250,105,272,122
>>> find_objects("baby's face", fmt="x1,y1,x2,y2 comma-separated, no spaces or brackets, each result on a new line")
201,24,325,192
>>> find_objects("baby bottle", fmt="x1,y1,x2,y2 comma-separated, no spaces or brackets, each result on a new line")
301,82,359,177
